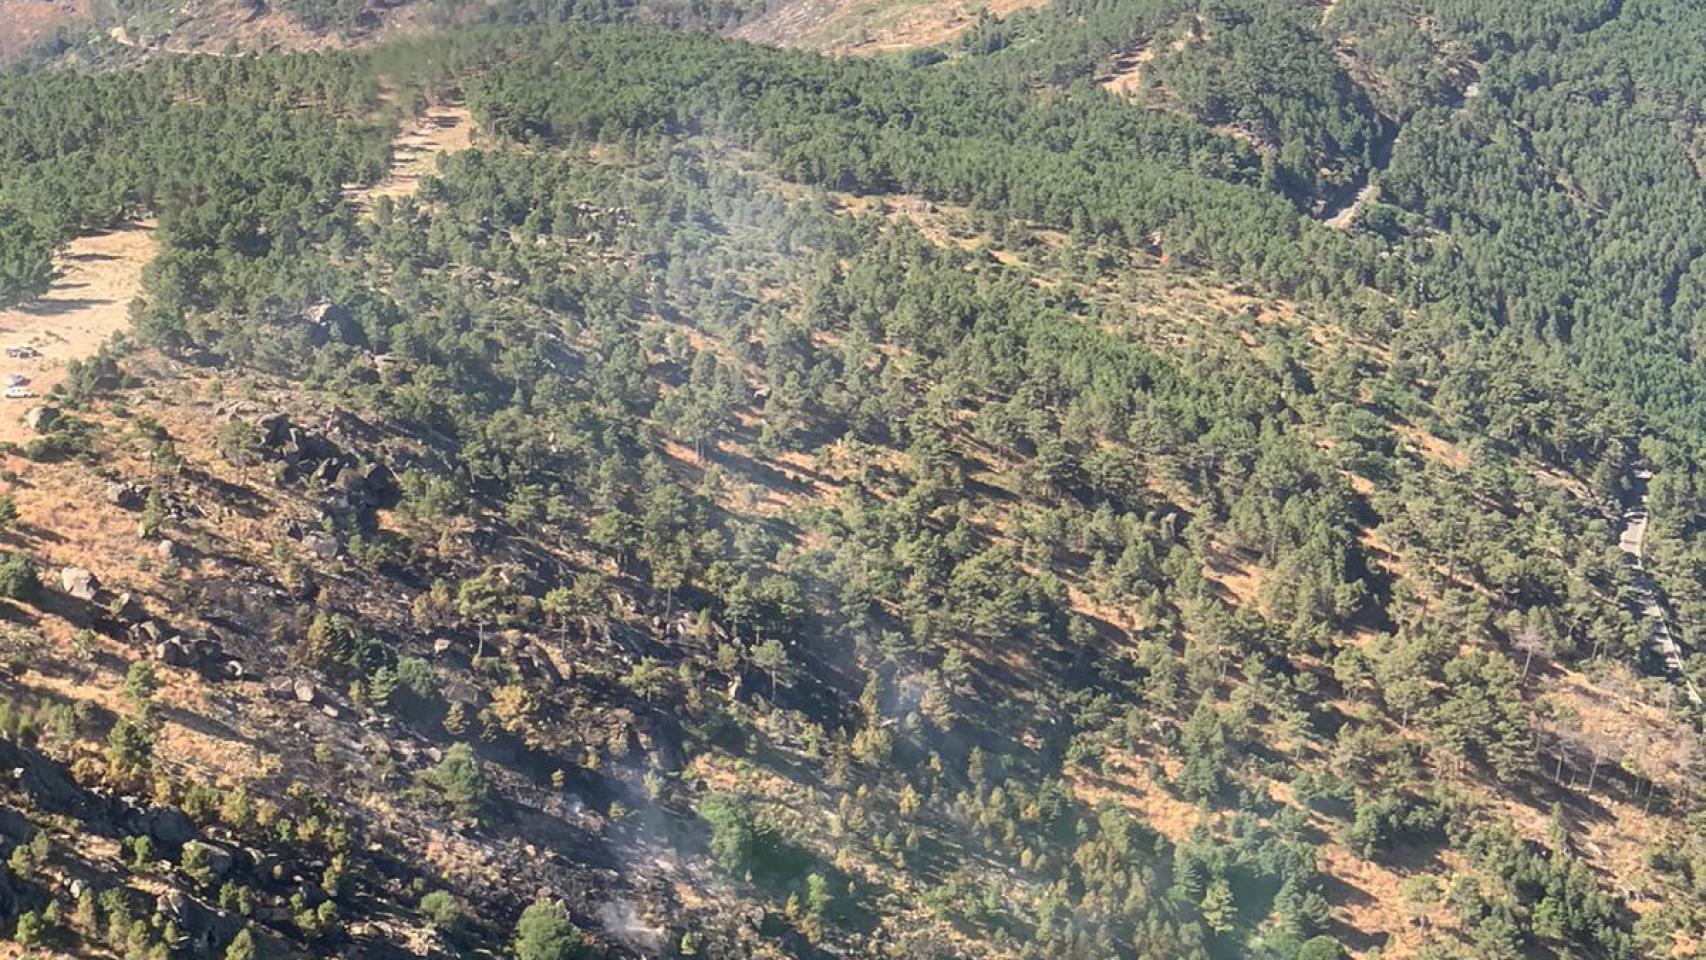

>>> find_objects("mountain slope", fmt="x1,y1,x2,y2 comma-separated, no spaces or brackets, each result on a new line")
2,6,1706,960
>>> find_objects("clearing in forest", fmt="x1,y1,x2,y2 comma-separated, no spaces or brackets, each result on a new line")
732,0,1047,54
0,223,157,446
351,104,475,211
0,106,472,446
1098,44,1154,95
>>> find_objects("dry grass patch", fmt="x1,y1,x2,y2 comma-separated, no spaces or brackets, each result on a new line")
0,224,156,446
350,104,476,212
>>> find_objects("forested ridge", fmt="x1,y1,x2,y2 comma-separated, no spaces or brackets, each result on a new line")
2,3,1706,960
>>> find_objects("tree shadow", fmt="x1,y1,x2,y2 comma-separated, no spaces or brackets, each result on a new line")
17,297,114,316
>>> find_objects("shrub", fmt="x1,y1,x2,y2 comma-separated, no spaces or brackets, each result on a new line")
0,553,39,602
420,890,464,935
513,898,581,960
699,792,757,873
1297,936,1347,960
224,928,257,960
419,743,488,819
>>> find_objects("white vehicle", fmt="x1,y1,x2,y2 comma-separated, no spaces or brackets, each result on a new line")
5,386,36,399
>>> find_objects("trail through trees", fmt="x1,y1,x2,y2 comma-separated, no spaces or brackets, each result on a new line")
1617,469,1702,707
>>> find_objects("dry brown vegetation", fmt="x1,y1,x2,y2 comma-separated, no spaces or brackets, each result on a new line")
0,0,85,61
731,0,1047,54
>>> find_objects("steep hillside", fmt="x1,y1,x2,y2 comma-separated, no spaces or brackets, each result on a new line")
3,6,1706,960
0,0,85,61
729,0,1045,55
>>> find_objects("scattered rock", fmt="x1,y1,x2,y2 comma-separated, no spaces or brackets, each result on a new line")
59,567,99,602
292,679,318,705
108,591,146,624
245,847,281,882
253,413,399,515
156,638,194,667
290,575,320,603
639,725,685,774
182,840,234,881
301,301,362,346
156,540,181,562
297,880,329,908
215,400,262,418
22,405,58,433
302,531,339,562
146,807,195,846
106,482,148,510
157,888,188,920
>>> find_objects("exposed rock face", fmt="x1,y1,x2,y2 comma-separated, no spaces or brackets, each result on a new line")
244,412,400,521
182,839,235,881
154,884,243,957
300,301,364,346
0,739,96,819
146,806,195,846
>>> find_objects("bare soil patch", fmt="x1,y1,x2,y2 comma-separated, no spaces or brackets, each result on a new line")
106,0,442,57
732,0,1047,54
350,104,475,211
1098,44,1154,96
0,0,86,61
0,223,156,445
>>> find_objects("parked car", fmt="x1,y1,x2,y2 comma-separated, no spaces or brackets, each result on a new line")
5,386,36,399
